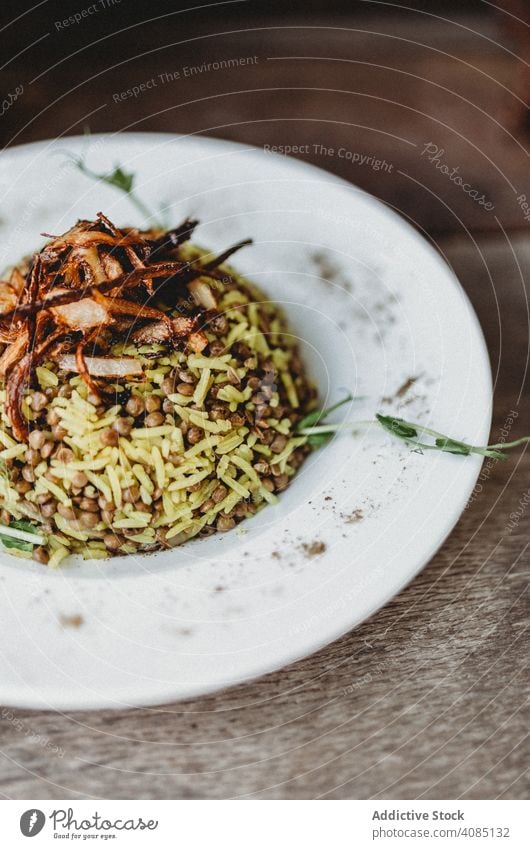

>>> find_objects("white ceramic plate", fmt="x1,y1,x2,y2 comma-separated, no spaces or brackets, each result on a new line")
0,133,491,710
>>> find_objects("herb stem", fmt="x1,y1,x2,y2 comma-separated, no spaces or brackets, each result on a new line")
65,154,161,227
309,393,355,424
299,420,375,436
487,436,530,450
297,409,530,461
0,524,45,545
123,187,157,225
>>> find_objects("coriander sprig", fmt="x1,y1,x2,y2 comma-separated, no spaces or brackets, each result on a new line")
61,130,163,227
374,414,530,459
297,398,529,460
66,154,160,226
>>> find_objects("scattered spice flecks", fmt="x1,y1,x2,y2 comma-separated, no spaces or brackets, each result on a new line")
271,550,282,560
396,375,419,398
301,541,327,558
312,252,349,288
59,614,84,629
343,509,364,524
383,375,419,403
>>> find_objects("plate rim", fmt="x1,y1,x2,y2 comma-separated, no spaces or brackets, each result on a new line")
0,131,492,710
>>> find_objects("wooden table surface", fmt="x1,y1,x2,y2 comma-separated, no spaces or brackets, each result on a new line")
0,6,528,799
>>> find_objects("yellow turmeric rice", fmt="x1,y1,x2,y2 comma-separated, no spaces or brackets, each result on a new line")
0,222,315,566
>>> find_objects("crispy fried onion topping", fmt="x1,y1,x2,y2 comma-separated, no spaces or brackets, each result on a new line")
0,213,251,440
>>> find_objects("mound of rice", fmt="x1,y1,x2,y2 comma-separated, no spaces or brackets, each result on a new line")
0,255,315,566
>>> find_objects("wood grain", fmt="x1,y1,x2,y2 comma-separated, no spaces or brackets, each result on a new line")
0,9,528,800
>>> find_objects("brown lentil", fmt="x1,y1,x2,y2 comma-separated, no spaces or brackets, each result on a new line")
145,412,164,428
176,382,194,396
24,448,41,466
186,426,203,444
270,434,288,454
78,497,99,513
261,430,275,445
40,442,54,459
210,314,228,334
145,395,161,413
31,392,48,411
216,515,235,532
28,430,46,450
126,395,144,417
208,341,225,356
112,417,132,436
161,378,175,396
78,512,99,530
40,502,57,519
46,409,60,426
100,427,119,447
55,446,74,464
57,504,76,520
103,533,124,551
212,485,228,503
274,474,290,491
72,471,88,488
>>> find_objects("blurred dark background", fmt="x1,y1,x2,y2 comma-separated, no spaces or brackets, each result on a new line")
1,0,529,236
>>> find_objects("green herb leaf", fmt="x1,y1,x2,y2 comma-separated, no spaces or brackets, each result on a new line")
105,165,134,194
2,537,32,552
62,135,161,226
307,433,334,448
0,520,42,552
434,437,472,456
376,414,418,440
